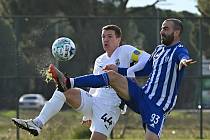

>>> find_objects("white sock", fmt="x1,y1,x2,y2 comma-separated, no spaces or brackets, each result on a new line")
34,90,66,127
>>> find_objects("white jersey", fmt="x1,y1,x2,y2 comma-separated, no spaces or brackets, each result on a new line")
91,44,151,106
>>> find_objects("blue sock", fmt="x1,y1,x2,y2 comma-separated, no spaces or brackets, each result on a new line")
74,73,109,88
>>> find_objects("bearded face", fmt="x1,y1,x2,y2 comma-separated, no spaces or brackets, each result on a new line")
161,32,174,46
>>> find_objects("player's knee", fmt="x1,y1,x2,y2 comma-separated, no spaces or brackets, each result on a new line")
64,88,81,106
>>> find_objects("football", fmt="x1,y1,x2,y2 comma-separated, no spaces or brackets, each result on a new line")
51,37,76,61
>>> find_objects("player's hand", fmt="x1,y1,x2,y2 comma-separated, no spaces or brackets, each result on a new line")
179,59,197,70
81,119,91,127
103,64,118,72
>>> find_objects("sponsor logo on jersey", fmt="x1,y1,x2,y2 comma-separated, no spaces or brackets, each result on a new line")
164,56,170,63
115,59,120,66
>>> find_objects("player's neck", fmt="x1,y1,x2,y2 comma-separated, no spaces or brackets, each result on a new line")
106,48,117,57
167,40,180,47
107,52,112,57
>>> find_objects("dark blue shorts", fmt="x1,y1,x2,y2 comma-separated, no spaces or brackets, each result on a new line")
122,78,166,137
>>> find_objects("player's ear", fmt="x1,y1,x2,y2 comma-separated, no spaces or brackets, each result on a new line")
174,30,180,37
117,37,121,44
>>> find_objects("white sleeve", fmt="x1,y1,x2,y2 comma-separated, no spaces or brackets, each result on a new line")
127,51,151,77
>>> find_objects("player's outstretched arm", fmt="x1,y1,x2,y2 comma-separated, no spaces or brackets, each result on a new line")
179,59,197,70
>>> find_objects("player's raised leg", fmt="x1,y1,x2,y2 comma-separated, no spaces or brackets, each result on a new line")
48,64,130,101
106,70,130,100
11,118,41,136
63,88,82,109
48,64,71,91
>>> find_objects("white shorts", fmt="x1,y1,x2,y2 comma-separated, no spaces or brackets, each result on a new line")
76,89,121,137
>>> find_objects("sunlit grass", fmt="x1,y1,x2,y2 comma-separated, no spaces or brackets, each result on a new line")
0,110,16,118
0,109,209,140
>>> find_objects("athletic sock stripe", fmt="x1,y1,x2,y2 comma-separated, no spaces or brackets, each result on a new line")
102,73,109,85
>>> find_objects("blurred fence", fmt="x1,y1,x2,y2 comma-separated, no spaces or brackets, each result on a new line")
1,16,209,109
0,16,210,139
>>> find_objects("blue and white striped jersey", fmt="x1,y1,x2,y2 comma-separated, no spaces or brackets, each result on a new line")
138,42,189,113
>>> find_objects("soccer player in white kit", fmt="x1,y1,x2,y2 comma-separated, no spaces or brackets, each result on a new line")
12,25,150,140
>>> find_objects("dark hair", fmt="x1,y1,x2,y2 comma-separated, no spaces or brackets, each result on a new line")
102,25,122,38
165,18,183,35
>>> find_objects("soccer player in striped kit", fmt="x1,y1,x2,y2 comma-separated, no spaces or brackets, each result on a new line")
35,18,195,140
102,18,195,139
46,18,195,140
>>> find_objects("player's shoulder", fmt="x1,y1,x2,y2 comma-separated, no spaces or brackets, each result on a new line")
119,44,135,49
177,43,186,48
95,53,106,63
120,44,134,47
171,42,189,58
118,44,137,52
175,42,188,51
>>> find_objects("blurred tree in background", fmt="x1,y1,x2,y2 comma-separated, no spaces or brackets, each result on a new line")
0,0,209,109
197,0,210,16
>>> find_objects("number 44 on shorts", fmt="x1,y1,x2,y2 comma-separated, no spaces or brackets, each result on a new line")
101,113,113,130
